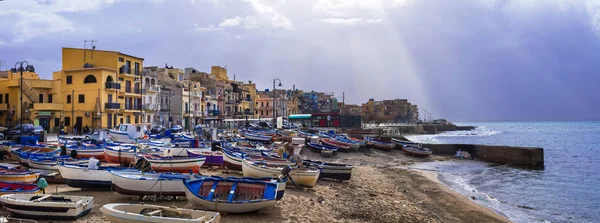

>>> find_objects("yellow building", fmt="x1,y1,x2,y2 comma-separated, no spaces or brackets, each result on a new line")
0,70,62,132
52,47,145,132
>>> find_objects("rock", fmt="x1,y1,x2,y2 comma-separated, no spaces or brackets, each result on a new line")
369,193,377,197
471,196,476,200
317,196,325,204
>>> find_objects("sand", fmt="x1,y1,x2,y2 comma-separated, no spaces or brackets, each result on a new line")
0,149,511,223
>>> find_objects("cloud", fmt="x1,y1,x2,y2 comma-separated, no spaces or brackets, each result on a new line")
191,24,221,32
219,16,242,28
317,18,383,25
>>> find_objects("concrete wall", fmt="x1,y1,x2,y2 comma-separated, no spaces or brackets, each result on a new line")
423,143,544,167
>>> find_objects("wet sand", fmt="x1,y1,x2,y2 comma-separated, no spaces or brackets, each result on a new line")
0,149,510,223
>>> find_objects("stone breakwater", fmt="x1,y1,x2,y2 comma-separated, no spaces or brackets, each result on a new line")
423,143,544,167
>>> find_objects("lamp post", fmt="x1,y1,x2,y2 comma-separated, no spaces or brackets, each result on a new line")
14,61,34,139
272,78,282,128
134,77,141,123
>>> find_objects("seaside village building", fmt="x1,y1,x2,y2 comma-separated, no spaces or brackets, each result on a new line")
360,98,419,123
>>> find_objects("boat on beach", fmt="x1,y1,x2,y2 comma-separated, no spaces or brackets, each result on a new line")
241,159,319,187
242,132,272,142
0,181,41,195
187,149,224,167
402,145,433,157
392,138,422,148
136,154,205,173
183,176,279,213
109,124,148,143
320,138,351,152
66,145,105,160
28,156,88,170
57,162,130,189
0,194,94,219
306,142,338,153
303,160,353,181
0,169,40,184
109,170,190,196
100,203,221,223
367,138,396,151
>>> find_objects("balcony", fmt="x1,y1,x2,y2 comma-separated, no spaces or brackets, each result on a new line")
124,104,142,111
134,88,146,94
33,103,62,111
209,110,220,116
143,103,160,111
105,103,121,109
105,82,121,90
148,85,161,93
125,86,132,93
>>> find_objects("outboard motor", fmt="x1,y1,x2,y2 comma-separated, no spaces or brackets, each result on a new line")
211,141,222,152
70,149,78,159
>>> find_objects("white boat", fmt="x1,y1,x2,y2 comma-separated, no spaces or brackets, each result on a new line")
241,159,320,187
109,170,189,196
101,203,220,223
57,162,131,189
137,155,205,174
0,194,94,219
109,124,149,143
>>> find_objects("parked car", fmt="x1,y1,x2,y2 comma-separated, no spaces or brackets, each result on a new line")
32,126,44,135
150,125,165,134
170,125,183,133
6,124,35,139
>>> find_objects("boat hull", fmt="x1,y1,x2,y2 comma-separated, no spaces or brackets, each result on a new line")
104,147,136,165
242,159,319,187
146,157,205,174
402,146,432,157
0,195,94,219
222,150,243,171
57,164,114,189
100,203,221,223
187,150,224,166
67,149,105,160
110,172,186,196
0,172,40,184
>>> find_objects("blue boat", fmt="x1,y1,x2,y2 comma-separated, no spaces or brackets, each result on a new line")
306,142,338,153
183,176,279,213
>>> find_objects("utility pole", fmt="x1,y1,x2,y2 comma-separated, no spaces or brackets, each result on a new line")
72,89,75,134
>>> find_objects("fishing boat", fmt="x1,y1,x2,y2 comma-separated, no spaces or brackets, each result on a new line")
402,145,433,157
66,145,105,160
303,160,353,181
221,148,245,170
242,132,272,142
101,203,221,223
8,145,45,161
332,137,361,152
320,138,351,152
109,124,149,143
241,159,319,187
392,138,422,148
57,162,129,189
367,138,396,151
187,149,224,167
0,194,94,219
28,156,88,170
104,145,138,165
306,142,338,153
0,169,40,184
183,176,279,213
137,155,205,173
110,170,190,196
0,181,41,195
13,146,60,164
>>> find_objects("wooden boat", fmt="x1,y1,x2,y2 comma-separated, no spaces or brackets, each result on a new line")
242,132,272,142
221,148,245,171
187,149,224,166
0,181,41,195
28,156,88,170
109,123,148,143
110,170,189,196
0,169,40,184
402,145,433,157
0,194,94,219
104,145,161,166
136,155,205,173
368,139,396,151
183,176,278,213
101,203,221,223
57,162,129,189
66,145,105,160
194,175,286,201
242,159,319,187
8,145,44,161
320,138,351,152
303,160,353,181
306,143,338,153
392,138,422,148
13,146,60,165
331,137,361,152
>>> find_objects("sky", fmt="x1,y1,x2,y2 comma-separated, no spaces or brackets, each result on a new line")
1,0,600,121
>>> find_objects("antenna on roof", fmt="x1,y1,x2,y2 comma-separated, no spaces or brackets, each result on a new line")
84,40,98,62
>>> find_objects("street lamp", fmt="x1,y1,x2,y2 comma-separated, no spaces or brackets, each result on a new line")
134,77,141,123
14,61,34,139
272,78,282,128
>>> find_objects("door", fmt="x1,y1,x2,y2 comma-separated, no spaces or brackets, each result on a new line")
76,117,83,131
39,118,50,131
108,94,113,103
107,113,112,129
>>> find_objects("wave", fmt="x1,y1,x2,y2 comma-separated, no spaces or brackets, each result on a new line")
405,126,500,143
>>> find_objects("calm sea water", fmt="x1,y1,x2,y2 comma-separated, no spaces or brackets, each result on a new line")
407,121,600,223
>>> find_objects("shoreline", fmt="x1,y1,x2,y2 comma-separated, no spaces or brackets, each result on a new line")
412,168,512,222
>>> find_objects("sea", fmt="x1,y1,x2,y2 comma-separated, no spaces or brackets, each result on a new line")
406,121,600,223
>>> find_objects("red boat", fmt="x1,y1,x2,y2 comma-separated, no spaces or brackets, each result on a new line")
320,138,350,152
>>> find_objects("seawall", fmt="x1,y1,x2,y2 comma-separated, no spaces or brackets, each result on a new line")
423,143,544,167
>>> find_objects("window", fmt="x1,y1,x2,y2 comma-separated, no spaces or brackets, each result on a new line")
39,94,43,103
266,102,269,107
118,57,124,62
261,111,264,116
119,125,128,131
135,62,140,75
179,74,183,81
65,117,71,126
83,75,97,83
0,96,3,104
261,102,264,107
48,94,53,103
4,94,7,104
255,110,258,115
126,60,131,74
267,111,269,115
67,95,71,104
125,115,131,124
66,76,73,84
78,94,85,103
